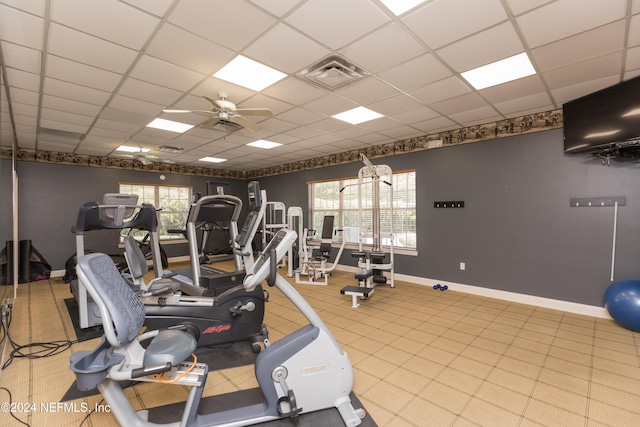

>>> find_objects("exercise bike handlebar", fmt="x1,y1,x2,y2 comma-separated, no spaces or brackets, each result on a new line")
243,229,297,291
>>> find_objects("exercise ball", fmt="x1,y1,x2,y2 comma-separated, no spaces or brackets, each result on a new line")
604,280,640,332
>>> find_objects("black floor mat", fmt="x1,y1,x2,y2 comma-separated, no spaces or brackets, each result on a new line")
147,389,377,427
63,298,103,342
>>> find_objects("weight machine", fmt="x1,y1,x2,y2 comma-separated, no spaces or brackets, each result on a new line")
340,155,395,308
294,215,346,286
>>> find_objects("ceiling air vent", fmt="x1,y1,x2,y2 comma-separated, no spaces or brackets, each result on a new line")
157,145,184,153
216,119,243,132
298,56,368,91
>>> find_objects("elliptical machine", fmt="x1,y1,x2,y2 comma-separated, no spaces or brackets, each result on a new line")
71,188,269,351
70,229,365,427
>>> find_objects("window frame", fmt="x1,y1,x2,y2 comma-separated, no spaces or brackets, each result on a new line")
118,182,192,242
309,169,416,251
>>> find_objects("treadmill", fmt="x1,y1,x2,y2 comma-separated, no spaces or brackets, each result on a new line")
173,181,266,297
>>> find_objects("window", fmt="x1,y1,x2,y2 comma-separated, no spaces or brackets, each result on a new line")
310,170,416,249
119,183,192,241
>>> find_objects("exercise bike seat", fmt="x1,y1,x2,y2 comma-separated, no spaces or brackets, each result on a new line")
144,328,197,366
124,236,180,295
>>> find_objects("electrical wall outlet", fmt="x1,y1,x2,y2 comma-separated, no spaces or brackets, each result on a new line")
460,262,466,271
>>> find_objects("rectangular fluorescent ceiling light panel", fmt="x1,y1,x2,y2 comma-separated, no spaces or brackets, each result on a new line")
147,118,194,133
332,106,383,124
461,52,536,90
380,0,427,16
247,139,282,149
199,157,227,163
214,55,287,91
117,146,150,153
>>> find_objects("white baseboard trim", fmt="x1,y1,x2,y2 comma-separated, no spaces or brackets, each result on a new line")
334,265,610,319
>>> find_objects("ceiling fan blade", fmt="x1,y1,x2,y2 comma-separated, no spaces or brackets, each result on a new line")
164,109,217,114
230,115,261,131
236,108,274,117
200,117,221,129
202,95,236,112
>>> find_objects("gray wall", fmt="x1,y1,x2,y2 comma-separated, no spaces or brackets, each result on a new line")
2,127,639,306
258,128,640,307
6,161,246,270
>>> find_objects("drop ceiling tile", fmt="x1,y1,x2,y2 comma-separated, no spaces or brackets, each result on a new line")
145,23,235,74
409,76,472,104
626,46,640,70
37,141,81,151
5,68,39,92
354,116,399,132
367,94,424,116
436,22,524,72
9,87,39,106
308,118,352,133
0,4,44,49
505,0,553,16
411,116,458,134
550,74,620,105
352,132,388,145
448,105,499,124
121,0,174,17
337,77,400,106
39,119,89,135
430,92,489,116
108,94,166,116
303,94,358,116
285,0,390,50
516,0,627,48
378,125,424,140
277,107,325,126
51,0,160,50
259,118,299,133
97,109,153,129
45,55,123,92
44,78,111,105
41,94,102,116
40,107,95,126
390,106,441,125
531,20,626,72
628,14,640,48
244,23,330,74
117,78,184,106
282,125,324,139
47,23,138,74
479,74,546,104
129,55,206,92
240,93,294,115
542,52,624,90
377,53,453,92
263,77,327,105
340,22,425,73
402,0,507,49
248,0,303,17
168,0,276,51
1,42,41,74
493,92,553,115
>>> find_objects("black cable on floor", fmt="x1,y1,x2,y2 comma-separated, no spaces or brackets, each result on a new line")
0,387,31,427
1,299,78,370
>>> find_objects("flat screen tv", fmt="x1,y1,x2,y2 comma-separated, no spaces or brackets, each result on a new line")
563,75,640,156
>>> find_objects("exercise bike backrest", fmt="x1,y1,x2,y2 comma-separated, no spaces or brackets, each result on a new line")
76,252,147,347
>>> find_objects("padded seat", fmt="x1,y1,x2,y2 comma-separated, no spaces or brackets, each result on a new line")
144,329,197,366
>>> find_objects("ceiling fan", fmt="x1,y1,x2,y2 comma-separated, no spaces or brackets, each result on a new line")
115,148,161,165
163,91,274,131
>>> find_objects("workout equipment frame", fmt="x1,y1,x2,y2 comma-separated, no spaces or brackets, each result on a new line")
70,229,365,427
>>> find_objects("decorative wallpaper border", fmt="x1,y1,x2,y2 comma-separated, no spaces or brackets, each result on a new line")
1,109,562,179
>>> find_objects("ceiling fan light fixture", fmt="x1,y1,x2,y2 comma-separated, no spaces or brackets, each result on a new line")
214,55,286,91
